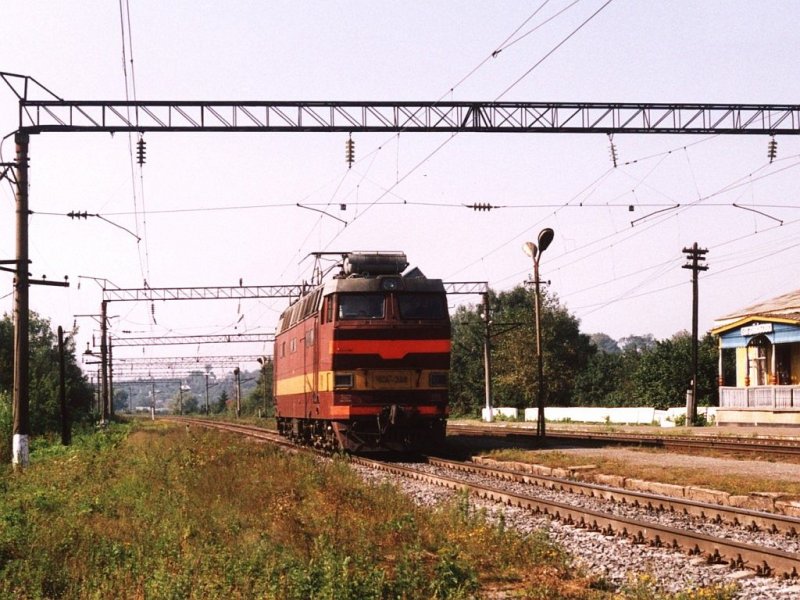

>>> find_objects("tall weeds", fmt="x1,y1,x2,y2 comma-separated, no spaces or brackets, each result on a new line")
0,392,11,464
0,422,738,599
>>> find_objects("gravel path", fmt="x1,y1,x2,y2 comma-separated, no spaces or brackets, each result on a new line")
551,446,800,485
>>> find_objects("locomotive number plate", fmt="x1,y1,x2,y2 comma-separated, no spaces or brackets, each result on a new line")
372,371,411,389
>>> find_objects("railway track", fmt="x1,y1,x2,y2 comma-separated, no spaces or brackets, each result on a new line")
171,417,800,581
447,422,800,458
351,456,800,579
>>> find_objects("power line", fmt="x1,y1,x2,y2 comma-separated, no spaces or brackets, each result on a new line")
494,0,615,100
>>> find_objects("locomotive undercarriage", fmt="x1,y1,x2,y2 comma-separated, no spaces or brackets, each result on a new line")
277,409,446,453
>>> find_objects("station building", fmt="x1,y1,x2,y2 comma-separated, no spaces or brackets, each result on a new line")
712,288,800,426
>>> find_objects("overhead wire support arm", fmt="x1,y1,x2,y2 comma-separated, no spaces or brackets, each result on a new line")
14,100,800,135
102,284,306,303
444,281,490,295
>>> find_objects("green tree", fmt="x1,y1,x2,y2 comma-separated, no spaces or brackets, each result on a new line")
0,312,93,458
619,334,656,354
243,362,274,417
449,287,594,413
113,388,129,412
215,390,229,414
574,335,646,407
491,287,593,408
448,304,487,417
0,312,93,435
589,332,621,354
630,331,718,409
573,350,624,405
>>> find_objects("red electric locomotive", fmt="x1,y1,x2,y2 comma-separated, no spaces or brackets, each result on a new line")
273,252,450,452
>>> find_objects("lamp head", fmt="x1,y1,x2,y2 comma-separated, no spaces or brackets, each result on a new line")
522,241,537,259
538,228,554,253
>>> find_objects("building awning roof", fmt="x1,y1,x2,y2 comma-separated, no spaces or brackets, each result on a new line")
713,289,800,346
719,288,800,320
711,315,800,336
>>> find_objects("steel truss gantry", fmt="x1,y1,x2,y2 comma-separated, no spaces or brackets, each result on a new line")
110,333,274,347
103,285,306,303
115,355,268,367
16,100,800,135
102,282,489,303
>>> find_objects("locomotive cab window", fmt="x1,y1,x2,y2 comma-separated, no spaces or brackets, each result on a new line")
338,294,385,320
397,294,447,320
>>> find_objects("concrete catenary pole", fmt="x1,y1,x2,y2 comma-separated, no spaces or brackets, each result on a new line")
12,132,30,469
482,293,493,423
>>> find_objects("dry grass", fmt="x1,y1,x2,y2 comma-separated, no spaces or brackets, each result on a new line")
485,447,800,497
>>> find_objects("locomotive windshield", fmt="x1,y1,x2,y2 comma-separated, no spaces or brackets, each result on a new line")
338,294,385,319
397,293,447,320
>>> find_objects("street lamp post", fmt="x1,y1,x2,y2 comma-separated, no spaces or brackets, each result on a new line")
523,228,555,438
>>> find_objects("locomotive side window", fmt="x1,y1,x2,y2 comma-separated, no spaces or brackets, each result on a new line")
397,294,447,320
338,294,385,319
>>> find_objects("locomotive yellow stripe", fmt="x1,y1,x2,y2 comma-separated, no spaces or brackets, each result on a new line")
275,370,447,395
275,372,331,396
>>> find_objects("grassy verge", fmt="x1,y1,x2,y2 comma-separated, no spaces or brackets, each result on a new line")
484,448,800,497
0,422,737,599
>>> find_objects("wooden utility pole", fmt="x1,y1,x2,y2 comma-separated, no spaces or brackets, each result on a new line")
682,243,709,426
100,300,109,424
234,368,241,418
58,326,71,445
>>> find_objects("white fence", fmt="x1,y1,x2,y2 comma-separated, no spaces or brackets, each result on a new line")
719,386,800,408
483,406,716,427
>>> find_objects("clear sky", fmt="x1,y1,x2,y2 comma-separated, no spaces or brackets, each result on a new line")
1,1,799,375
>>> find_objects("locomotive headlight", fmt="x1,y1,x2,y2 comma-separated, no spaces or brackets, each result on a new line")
428,372,448,388
334,373,354,388
380,277,401,291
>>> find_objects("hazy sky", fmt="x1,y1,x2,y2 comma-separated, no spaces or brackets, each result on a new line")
1,1,799,374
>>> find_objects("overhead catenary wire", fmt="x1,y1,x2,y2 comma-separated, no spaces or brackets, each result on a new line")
316,1,612,252
117,0,151,285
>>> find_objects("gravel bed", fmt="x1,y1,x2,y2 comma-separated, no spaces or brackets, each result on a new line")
418,463,800,554
350,460,800,599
